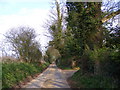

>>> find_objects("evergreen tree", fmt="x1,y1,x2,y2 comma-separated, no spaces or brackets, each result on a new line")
66,2,104,74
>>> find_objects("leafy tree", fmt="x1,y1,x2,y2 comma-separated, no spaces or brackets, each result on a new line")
65,2,104,73
65,1,120,75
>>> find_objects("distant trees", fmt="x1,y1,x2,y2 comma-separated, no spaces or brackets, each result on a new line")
5,26,42,63
45,46,61,64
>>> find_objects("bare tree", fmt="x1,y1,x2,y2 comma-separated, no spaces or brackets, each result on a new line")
44,0,67,47
5,26,42,62
0,41,8,57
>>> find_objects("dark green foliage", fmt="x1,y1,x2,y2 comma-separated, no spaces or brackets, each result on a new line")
71,70,117,88
101,49,120,87
80,50,94,74
64,2,120,87
105,26,120,49
66,2,103,54
2,62,49,88
72,47,119,87
63,2,104,72
82,47,120,77
57,57,72,69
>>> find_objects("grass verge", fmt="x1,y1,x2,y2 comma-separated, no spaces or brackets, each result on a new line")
57,65,72,70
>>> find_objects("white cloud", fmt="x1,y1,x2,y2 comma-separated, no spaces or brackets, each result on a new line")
0,8,48,34
0,0,51,3
0,8,51,55
0,0,49,2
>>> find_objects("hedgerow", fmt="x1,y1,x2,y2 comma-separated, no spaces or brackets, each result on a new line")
2,61,49,88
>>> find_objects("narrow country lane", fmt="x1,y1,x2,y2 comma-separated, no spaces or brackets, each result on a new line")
23,62,77,88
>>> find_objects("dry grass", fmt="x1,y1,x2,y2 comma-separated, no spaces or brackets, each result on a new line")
1,56,24,63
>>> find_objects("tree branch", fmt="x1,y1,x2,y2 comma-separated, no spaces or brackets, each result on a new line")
102,9,120,23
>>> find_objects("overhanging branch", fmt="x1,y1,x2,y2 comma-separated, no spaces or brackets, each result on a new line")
101,9,120,23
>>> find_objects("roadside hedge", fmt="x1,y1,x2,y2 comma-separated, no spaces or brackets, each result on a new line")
2,62,49,88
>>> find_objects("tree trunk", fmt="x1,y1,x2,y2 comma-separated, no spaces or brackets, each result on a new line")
94,60,101,75
72,61,76,68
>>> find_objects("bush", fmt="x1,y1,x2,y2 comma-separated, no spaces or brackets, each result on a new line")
102,49,120,86
79,49,95,74
2,61,49,88
70,70,117,88
88,47,110,74
84,47,120,87
56,57,72,69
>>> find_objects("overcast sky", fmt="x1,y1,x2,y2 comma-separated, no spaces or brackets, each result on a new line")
0,0,53,56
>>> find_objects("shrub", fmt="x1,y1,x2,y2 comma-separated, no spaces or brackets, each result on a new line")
71,70,117,88
87,47,120,87
57,57,72,69
102,49,120,86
